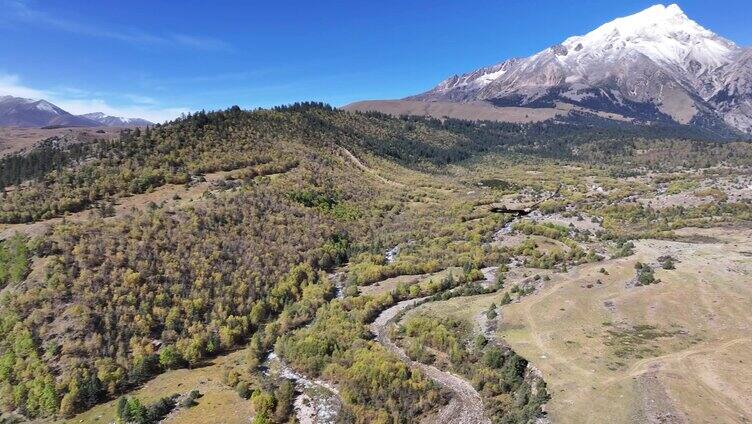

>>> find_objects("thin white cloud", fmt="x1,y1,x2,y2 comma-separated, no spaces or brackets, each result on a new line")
123,94,158,105
0,73,188,123
3,0,233,52
168,33,232,52
0,74,47,99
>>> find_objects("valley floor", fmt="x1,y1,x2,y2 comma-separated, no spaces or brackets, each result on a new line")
411,225,752,423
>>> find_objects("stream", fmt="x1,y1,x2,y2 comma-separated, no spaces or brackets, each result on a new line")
328,270,346,299
368,212,545,423
265,214,528,424
361,216,529,424
262,270,347,424
370,296,492,424
263,352,342,424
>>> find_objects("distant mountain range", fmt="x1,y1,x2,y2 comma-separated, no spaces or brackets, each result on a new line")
347,4,752,137
78,112,153,127
0,95,153,127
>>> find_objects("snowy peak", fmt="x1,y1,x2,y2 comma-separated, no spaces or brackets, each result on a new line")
33,100,65,115
0,96,98,127
559,3,735,71
0,96,152,128
406,4,752,135
585,3,692,37
80,112,153,127
81,112,107,120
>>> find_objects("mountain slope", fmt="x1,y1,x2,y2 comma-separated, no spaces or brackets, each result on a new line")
0,95,99,127
710,48,752,133
80,112,153,127
353,4,752,135
0,95,153,127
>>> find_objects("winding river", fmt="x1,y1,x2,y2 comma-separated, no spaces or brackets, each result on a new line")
370,296,492,424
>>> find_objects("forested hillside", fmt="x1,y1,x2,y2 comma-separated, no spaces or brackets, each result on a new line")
1,104,751,422
0,104,506,421
3,105,752,224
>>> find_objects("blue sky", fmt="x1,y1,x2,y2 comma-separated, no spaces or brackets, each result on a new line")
1,0,750,122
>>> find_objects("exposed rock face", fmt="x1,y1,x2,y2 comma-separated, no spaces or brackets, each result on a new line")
711,48,752,133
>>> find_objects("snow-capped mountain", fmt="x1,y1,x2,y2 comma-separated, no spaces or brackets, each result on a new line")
397,4,752,134
0,95,99,127
80,112,153,127
0,96,153,127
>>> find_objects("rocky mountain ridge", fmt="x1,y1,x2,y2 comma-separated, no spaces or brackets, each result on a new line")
0,95,152,127
351,4,752,136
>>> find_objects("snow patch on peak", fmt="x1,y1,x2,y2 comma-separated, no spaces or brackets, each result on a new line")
664,3,685,15
430,60,518,95
1,95,35,104
34,101,60,114
598,3,692,33
558,3,736,74
634,3,687,20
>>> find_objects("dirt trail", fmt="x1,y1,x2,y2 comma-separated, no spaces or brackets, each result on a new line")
339,147,404,188
370,297,490,424
626,337,749,379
